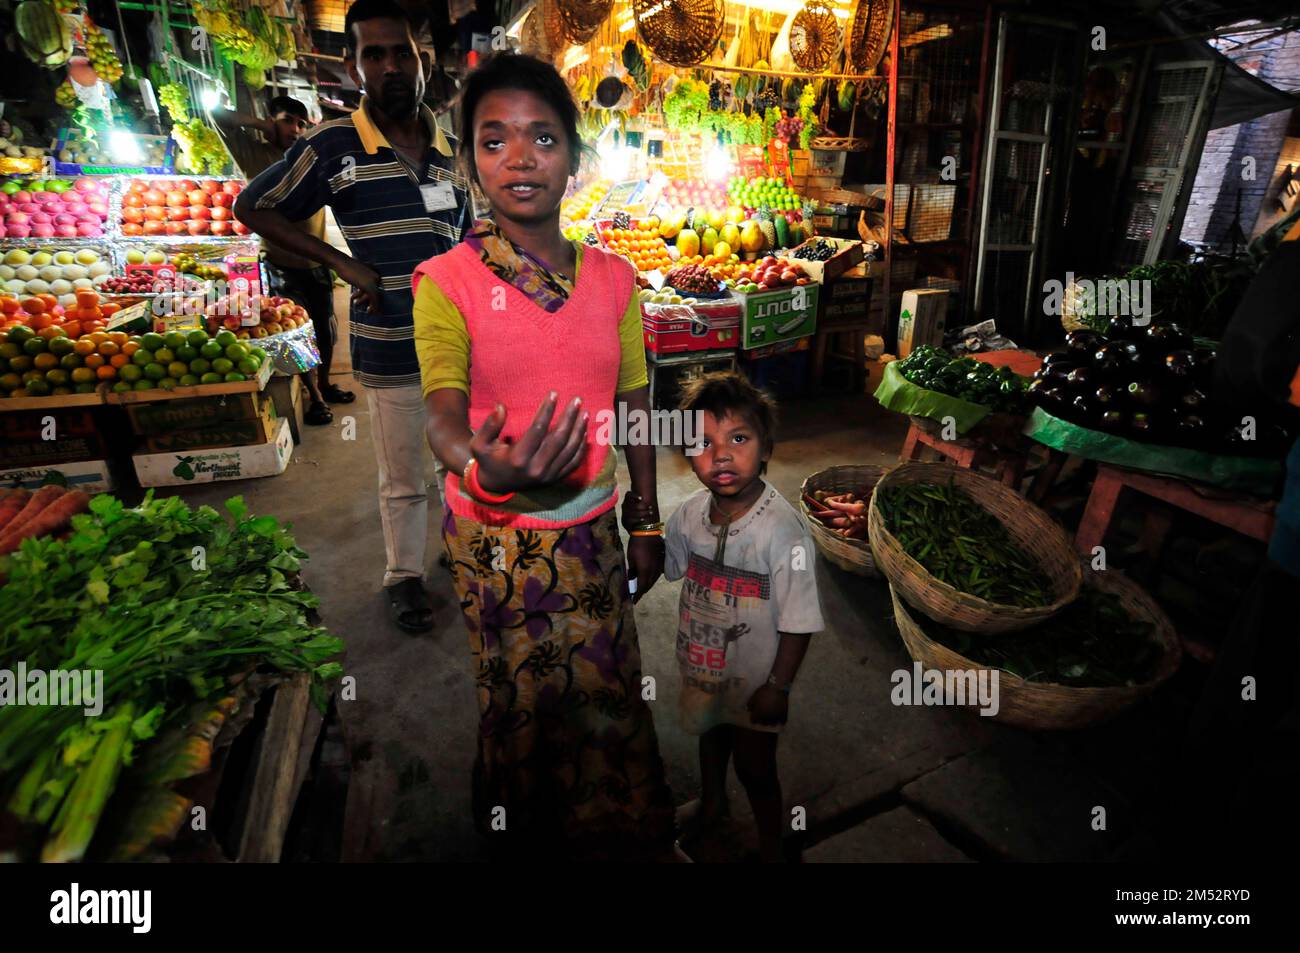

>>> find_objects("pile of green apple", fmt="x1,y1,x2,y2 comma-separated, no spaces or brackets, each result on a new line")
114,329,268,393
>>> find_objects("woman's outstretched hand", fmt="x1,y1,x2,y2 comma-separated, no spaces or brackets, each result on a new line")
470,392,589,495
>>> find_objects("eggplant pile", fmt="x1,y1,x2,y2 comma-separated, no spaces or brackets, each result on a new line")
896,345,1031,414
1029,320,1292,456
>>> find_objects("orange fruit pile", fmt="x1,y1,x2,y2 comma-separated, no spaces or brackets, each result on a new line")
602,222,672,273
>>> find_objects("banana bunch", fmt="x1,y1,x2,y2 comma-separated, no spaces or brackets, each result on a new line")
55,81,78,108
83,17,124,85
196,8,255,55
172,118,230,175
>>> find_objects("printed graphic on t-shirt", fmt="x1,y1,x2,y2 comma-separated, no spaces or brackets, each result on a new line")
677,553,768,701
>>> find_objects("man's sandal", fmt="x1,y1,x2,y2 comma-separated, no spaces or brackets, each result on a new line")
387,577,434,633
305,400,333,425
322,383,356,404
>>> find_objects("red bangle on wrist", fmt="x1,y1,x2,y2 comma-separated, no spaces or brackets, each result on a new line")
463,457,514,505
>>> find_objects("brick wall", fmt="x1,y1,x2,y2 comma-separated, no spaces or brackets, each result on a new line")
1180,30,1300,249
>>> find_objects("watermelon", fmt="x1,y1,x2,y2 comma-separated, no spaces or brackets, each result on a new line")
16,1,73,68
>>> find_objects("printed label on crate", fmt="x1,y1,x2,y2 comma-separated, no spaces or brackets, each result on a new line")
738,284,819,350
0,459,114,493
126,392,264,434
224,255,262,295
133,417,292,487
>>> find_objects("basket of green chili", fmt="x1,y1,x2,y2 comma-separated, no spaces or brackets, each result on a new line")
889,568,1181,730
868,463,1081,633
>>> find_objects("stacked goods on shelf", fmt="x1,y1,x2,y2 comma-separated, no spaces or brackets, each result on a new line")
0,492,342,862
53,133,172,173
0,246,111,306
0,177,110,239
1029,323,1293,456
560,179,609,234
0,320,127,399
119,177,247,238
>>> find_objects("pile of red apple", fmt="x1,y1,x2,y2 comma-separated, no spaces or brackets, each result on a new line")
0,178,109,240
661,178,729,211
732,256,812,293
204,292,309,338
120,178,250,238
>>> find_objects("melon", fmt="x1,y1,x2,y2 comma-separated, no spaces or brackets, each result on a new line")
16,1,73,68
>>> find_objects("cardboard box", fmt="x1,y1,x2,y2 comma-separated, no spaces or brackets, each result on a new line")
827,276,871,301
0,408,107,468
789,237,865,283
0,459,114,493
735,284,819,351
126,391,267,435
897,289,950,358
642,306,741,355
140,403,278,453
132,417,293,487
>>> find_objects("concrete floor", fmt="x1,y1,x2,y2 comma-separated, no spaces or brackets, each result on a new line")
148,289,1211,862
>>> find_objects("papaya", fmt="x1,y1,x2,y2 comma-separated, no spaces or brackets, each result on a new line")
774,215,789,249
837,80,856,112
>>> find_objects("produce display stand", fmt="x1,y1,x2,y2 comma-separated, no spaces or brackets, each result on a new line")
162,671,336,863
899,414,1029,489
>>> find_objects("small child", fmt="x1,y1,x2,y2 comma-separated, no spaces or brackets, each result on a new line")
662,371,824,862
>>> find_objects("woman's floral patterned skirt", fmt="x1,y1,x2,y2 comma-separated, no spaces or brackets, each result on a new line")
442,508,675,858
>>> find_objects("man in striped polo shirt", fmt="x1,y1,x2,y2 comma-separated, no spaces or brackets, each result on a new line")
234,0,469,632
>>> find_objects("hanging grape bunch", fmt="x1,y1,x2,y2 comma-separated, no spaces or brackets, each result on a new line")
54,81,78,109
754,86,781,113
83,16,124,85
708,79,731,111
158,83,191,124
774,114,804,143
173,118,231,175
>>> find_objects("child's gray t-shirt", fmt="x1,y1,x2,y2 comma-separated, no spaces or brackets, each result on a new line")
664,481,824,734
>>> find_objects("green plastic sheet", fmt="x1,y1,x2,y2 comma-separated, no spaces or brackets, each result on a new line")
873,360,990,434
1023,407,1282,495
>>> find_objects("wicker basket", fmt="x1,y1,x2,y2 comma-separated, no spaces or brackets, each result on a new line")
848,0,894,72
556,0,613,45
800,465,889,576
868,462,1081,633
790,1,842,74
890,570,1182,730
634,0,726,68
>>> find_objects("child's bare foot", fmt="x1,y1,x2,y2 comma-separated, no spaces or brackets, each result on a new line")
675,797,730,848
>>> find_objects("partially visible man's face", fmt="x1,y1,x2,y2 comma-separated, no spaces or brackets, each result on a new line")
271,111,307,151
346,17,423,119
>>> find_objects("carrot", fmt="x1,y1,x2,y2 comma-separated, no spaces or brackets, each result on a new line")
0,489,30,532
0,489,89,554
0,485,65,544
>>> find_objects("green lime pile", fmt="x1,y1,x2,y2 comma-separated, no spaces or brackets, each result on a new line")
113,329,268,394
728,175,801,212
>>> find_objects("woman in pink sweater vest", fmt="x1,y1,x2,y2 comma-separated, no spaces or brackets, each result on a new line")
412,54,675,858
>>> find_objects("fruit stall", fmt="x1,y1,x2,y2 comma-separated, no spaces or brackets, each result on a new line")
2,0,327,493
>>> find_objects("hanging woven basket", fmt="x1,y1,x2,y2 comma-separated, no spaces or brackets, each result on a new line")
790,1,842,74
633,0,726,69
847,0,894,72
520,0,560,59
556,0,614,45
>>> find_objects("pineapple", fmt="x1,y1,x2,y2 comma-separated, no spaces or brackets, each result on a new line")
755,206,777,249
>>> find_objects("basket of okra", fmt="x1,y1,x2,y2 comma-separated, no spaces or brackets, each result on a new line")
868,463,1081,633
